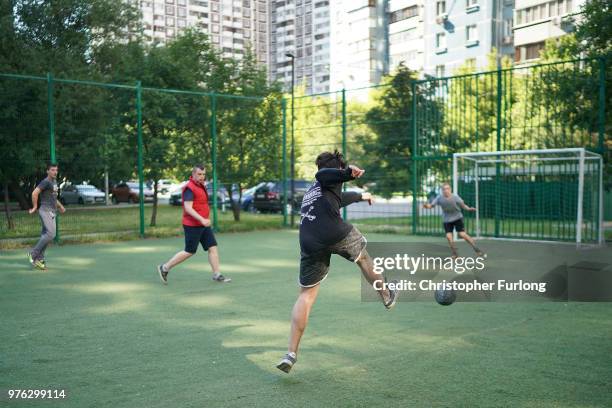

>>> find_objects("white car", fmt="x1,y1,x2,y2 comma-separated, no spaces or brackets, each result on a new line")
60,184,106,205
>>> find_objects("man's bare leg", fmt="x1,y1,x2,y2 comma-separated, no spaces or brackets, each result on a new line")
208,245,220,274
446,232,459,258
164,251,194,270
287,284,321,355
458,231,484,255
355,249,391,304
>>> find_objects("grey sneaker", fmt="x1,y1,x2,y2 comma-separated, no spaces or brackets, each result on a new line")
276,352,297,373
157,264,168,285
212,273,231,283
384,279,400,310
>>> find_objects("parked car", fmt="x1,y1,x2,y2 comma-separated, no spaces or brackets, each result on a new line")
241,182,266,212
111,182,154,204
169,182,229,207
60,184,106,205
253,180,311,213
155,179,180,196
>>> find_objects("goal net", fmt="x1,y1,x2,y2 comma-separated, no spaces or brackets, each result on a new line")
453,148,604,244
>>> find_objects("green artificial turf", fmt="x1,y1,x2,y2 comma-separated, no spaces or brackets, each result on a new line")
1,230,611,407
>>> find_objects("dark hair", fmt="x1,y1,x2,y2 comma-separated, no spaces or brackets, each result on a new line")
193,164,206,172
315,150,347,170
47,162,58,170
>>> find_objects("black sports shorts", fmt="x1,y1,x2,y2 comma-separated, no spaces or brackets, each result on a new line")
184,225,217,254
443,218,465,233
299,227,366,287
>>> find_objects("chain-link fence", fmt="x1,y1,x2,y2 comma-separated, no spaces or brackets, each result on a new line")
0,74,286,242
1,56,609,244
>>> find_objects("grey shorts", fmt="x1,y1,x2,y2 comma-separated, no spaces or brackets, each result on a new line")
299,227,367,287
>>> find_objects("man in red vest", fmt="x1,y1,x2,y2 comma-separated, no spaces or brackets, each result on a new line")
157,164,231,284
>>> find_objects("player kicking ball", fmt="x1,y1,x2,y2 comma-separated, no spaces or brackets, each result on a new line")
276,151,399,374
423,182,484,258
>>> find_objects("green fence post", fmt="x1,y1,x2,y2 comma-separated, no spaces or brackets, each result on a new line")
411,80,418,235
47,73,60,243
598,56,606,154
136,81,145,238
341,89,347,221
211,93,218,231
494,64,502,238
282,98,288,227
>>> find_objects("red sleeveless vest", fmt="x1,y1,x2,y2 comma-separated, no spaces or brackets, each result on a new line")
182,177,210,226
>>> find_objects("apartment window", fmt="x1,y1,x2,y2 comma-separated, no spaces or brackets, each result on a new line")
166,0,174,3
466,24,478,44
178,19,186,27
389,5,418,23
166,16,175,25
177,0,185,4
178,7,186,17
436,1,446,16
166,5,175,15
466,0,478,7
436,65,445,78
212,13,219,22
436,32,446,50
212,23,219,33
211,2,219,12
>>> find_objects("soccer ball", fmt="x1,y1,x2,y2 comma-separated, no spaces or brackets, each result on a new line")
434,288,456,306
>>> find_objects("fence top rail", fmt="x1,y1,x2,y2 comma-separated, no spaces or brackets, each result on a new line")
414,55,605,84
0,72,268,101
454,148,602,159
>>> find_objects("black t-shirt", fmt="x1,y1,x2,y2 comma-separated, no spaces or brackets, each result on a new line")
183,187,194,201
299,167,362,254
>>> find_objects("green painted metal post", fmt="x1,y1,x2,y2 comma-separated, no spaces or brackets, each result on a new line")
136,81,145,238
341,89,347,221
47,73,60,243
282,98,288,227
598,56,606,154
211,93,218,231
411,81,418,235
494,65,502,238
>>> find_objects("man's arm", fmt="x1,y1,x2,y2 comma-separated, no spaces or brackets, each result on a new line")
340,192,362,208
315,167,354,186
423,196,438,209
183,201,210,226
456,195,476,212
56,200,66,214
29,187,41,214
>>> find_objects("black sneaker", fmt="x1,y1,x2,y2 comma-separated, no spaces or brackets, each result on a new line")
276,352,297,373
212,273,231,283
384,279,400,310
157,264,168,285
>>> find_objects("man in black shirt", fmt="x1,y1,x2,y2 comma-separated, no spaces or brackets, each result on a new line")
276,151,399,373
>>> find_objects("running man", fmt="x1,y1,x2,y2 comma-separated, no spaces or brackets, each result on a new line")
28,162,65,270
157,164,230,284
423,182,484,258
276,151,399,374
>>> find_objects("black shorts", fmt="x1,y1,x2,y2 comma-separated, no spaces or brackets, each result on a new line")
443,218,465,233
184,225,217,254
299,227,367,287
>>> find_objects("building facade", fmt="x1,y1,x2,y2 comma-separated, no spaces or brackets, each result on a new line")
269,0,331,94
513,0,583,64
387,0,425,74
423,0,515,77
137,0,270,65
329,0,388,92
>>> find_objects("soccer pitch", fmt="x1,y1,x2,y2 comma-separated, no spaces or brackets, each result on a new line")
1,230,611,407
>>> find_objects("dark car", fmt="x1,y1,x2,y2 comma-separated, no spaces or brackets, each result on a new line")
111,182,154,204
240,182,266,212
253,180,311,214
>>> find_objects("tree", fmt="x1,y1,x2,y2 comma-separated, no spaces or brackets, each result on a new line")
0,0,138,229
